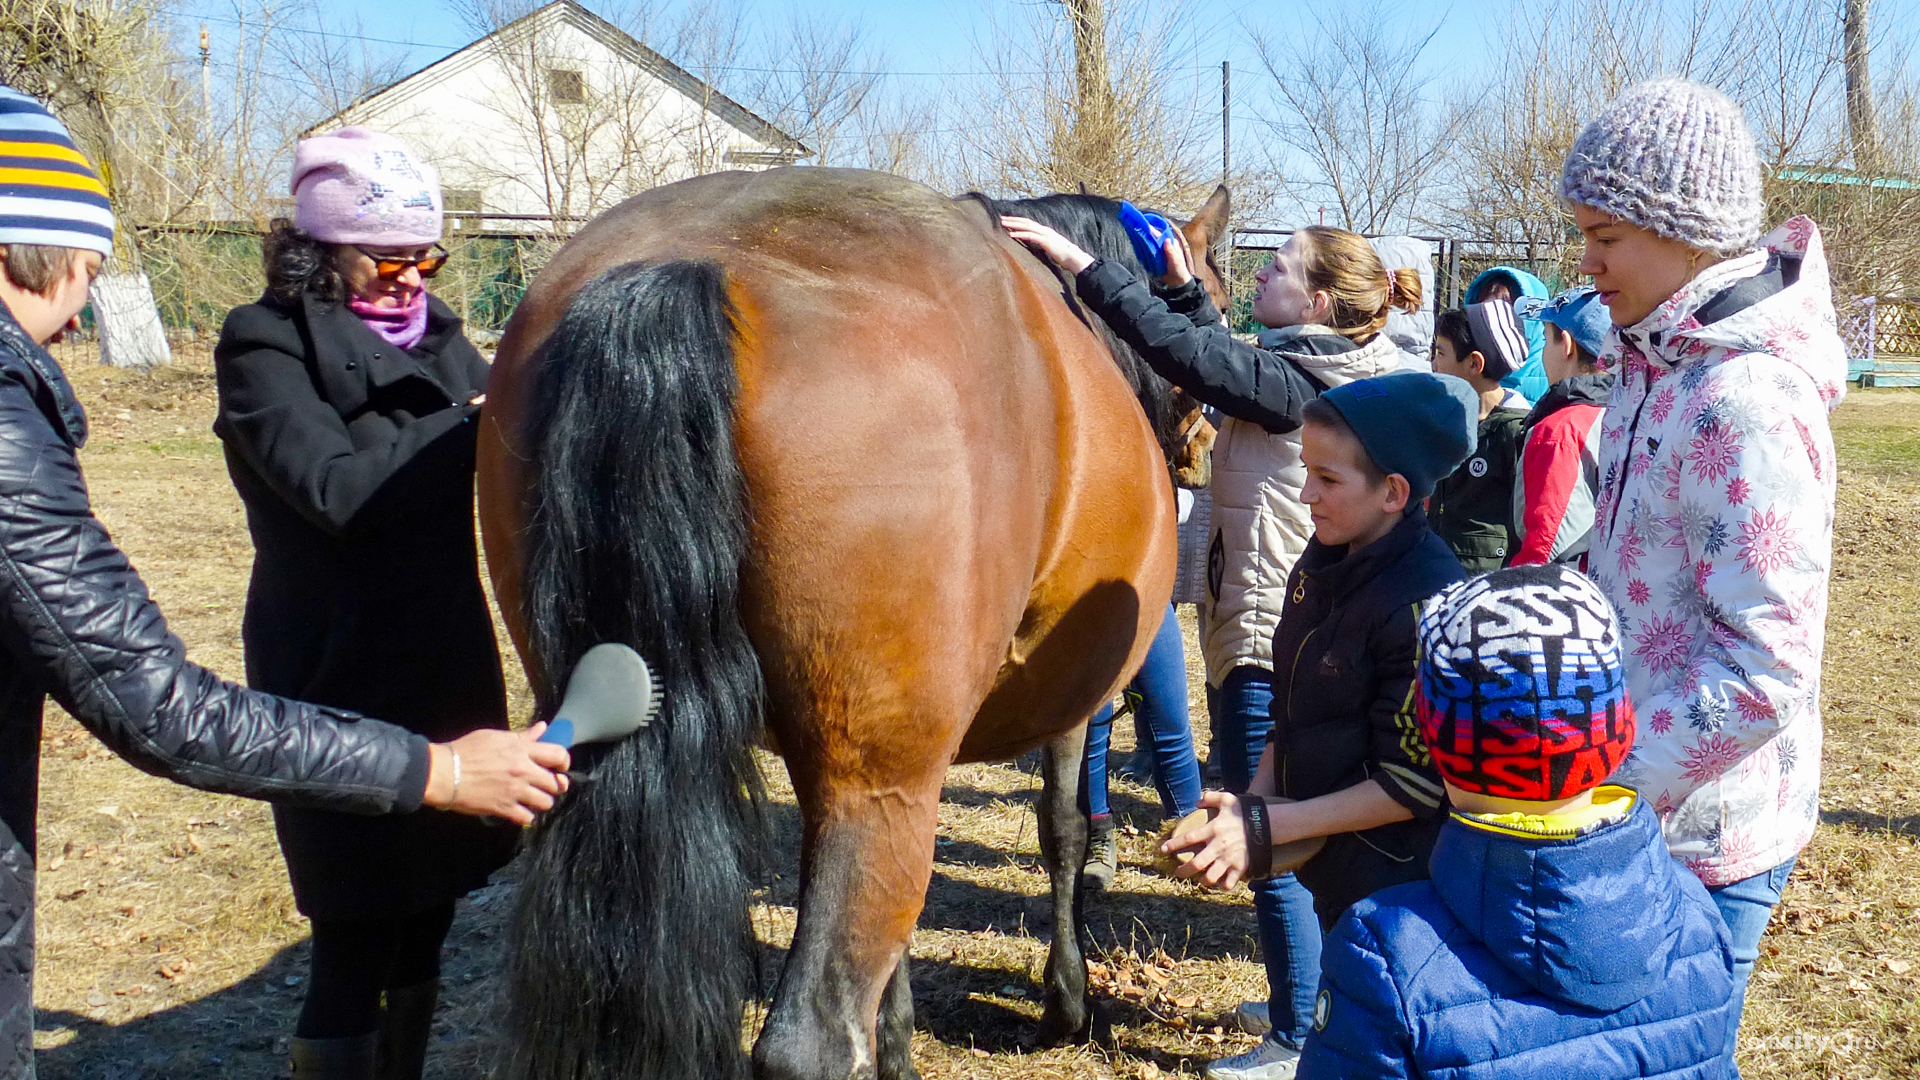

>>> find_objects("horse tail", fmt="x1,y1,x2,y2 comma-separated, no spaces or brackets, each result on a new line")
503,259,763,1080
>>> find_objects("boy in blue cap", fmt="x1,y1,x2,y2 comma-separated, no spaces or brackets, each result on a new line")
1510,287,1615,568
1297,563,1734,1079
1165,371,1476,1078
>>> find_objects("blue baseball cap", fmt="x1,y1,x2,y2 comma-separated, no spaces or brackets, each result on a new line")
1518,287,1611,361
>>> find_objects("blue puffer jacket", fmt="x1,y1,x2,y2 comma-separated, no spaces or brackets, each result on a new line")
1300,790,1734,1080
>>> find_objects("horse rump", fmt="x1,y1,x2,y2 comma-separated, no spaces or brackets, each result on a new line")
504,259,764,1080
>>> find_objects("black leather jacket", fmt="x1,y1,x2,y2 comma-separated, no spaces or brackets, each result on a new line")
0,305,429,1078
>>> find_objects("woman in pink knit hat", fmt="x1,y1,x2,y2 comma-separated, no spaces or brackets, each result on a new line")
212,128,507,1080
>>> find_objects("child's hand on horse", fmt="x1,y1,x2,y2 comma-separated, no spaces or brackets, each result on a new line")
1157,231,1195,288
1160,790,1252,890
426,725,572,825
1000,216,1096,274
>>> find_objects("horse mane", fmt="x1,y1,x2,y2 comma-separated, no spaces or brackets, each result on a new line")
970,191,1190,457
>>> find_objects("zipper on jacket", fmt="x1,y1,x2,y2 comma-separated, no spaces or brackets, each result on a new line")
1280,620,1320,799
1602,357,1655,540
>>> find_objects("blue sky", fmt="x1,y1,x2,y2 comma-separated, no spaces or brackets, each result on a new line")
169,0,1512,94
162,0,1920,229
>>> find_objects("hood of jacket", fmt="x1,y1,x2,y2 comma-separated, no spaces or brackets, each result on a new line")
1255,323,1404,385
1614,216,1847,412
1468,266,1553,402
1431,791,1691,1011
1522,371,1614,428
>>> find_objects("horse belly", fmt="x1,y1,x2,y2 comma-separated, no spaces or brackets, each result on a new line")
954,300,1177,764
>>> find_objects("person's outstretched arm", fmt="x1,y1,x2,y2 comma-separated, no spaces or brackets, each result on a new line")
1002,216,1322,433
0,361,566,823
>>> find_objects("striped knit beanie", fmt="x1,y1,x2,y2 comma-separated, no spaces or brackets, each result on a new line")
1463,300,1526,381
0,87,113,256
1560,78,1763,257
1415,564,1636,802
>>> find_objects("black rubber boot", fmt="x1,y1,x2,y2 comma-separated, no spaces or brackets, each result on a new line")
1082,813,1117,892
290,1032,378,1079
376,979,440,1080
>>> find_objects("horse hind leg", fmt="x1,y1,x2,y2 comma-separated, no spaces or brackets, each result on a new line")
875,954,920,1080
754,764,944,1080
1037,722,1095,1043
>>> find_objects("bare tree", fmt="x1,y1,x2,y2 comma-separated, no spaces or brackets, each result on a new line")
956,0,1230,213
1431,0,1920,298
1250,6,1465,234
749,13,881,169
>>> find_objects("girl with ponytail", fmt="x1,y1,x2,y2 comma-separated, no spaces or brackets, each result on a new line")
1003,215,1422,1080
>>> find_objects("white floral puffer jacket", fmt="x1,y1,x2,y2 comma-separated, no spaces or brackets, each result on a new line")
1590,216,1845,889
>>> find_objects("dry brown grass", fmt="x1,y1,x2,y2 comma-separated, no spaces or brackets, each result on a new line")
23,351,1920,1078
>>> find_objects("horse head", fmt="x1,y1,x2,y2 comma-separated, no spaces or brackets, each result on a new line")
972,186,1232,468
967,184,1236,478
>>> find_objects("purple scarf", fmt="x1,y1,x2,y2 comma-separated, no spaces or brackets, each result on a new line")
348,291,429,351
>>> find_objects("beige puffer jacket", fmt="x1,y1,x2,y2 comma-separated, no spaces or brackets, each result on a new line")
1200,326,1406,685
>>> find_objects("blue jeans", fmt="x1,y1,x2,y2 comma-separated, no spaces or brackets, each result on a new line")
1707,855,1797,1079
1082,605,1201,819
1208,665,1322,1050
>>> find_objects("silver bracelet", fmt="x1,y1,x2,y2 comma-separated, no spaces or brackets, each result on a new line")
449,748,462,803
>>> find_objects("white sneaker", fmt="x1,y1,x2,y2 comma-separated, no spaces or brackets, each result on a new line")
1232,999,1271,1035
1206,1035,1301,1080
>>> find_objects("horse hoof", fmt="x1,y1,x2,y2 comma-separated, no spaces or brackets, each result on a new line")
1037,998,1096,1046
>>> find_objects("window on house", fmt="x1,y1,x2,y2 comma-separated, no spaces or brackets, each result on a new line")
442,188,483,214
546,68,586,105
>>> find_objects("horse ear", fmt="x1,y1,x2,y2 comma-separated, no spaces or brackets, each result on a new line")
1183,185,1232,249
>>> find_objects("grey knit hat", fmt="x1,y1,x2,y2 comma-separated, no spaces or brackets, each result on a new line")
1560,78,1764,256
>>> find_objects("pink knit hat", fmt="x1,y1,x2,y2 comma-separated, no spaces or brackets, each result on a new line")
291,127,442,246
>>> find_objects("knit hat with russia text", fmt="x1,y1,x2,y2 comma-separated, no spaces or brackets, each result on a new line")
1415,564,1635,802
0,86,114,256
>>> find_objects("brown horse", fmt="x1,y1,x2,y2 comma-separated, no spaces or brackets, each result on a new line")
476,167,1227,1080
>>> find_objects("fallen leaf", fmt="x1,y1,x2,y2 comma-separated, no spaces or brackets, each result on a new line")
1887,958,1912,975
970,1048,989,1058
1136,1063,1161,1079
1170,994,1200,1009
1847,978,1871,995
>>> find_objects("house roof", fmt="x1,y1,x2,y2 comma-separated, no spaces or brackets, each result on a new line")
309,0,809,156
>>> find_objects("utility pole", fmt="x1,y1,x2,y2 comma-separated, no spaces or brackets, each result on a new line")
1844,0,1878,169
199,24,211,120
1221,60,1230,185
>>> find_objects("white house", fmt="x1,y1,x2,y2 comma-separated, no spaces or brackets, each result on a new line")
314,1,808,227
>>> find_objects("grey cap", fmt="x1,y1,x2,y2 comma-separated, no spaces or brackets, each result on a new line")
1560,78,1764,257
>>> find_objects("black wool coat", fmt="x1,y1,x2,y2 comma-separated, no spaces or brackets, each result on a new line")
0,304,428,1080
214,290,515,919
